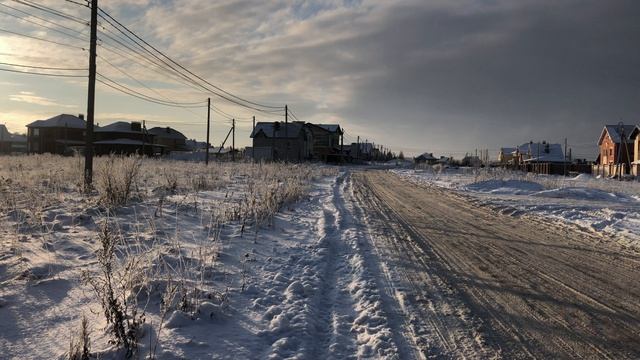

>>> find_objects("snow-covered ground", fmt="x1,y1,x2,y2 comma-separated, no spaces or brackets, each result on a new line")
0,156,414,359
392,167,640,250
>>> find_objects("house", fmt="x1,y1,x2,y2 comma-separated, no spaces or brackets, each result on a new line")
498,147,517,164
27,114,86,155
0,125,27,154
350,142,374,161
250,121,313,162
185,139,207,151
94,121,159,156
306,124,344,162
149,127,188,152
628,126,640,176
414,152,438,164
516,142,566,164
594,124,636,176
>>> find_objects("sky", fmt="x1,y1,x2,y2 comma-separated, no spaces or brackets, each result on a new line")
1,0,640,158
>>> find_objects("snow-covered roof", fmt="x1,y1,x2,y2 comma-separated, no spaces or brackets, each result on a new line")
95,121,142,134
517,142,566,163
10,134,26,143
351,142,374,154
500,147,516,154
599,124,637,144
148,126,187,140
27,114,86,129
250,122,306,139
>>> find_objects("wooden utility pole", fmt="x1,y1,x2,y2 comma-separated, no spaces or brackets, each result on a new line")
84,0,98,189
232,118,235,162
340,129,344,163
252,115,255,160
564,137,568,176
356,136,360,161
206,98,211,165
284,104,288,162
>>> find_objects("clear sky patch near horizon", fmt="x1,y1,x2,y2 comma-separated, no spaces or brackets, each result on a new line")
1,0,639,158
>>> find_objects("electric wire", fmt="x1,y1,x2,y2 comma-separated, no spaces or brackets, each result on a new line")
11,0,88,25
0,66,86,77
0,8,87,43
0,27,86,49
97,7,285,112
0,61,86,71
0,2,88,36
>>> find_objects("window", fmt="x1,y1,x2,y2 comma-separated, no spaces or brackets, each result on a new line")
33,128,39,136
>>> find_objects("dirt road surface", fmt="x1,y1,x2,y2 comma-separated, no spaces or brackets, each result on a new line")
352,170,640,359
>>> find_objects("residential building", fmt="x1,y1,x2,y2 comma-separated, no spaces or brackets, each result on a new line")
250,122,313,162
26,114,86,155
498,147,517,164
0,125,27,154
94,121,158,156
594,124,636,176
516,142,567,164
306,123,344,162
350,142,374,161
414,152,438,164
149,127,188,152
629,126,640,176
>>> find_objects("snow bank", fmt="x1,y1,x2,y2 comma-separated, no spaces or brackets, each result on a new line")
392,168,640,249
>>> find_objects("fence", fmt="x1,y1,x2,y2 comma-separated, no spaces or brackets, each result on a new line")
513,162,591,175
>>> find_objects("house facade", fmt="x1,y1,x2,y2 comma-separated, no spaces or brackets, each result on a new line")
26,114,86,155
594,124,636,176
498,147,517,164
250,122,313,162
149,127,188,152
629,126,640,176
306,124,344,162
94,121,158,156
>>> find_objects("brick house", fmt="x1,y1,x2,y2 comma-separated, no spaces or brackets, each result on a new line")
26,114,86,155
595,124,636,176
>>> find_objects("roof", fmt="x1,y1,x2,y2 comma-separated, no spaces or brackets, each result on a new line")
316,124,342,133
148,126,187,140
500,147,516,154
516,142,566,163
250,122,306,139
599,124,637,145
415,152,437,160
27,114,86,129
95,121,142,134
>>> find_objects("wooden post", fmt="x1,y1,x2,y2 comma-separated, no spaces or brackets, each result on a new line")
206,98,211,165
232,118,235,162
252,115,255,160
84,0,98,189
284,105,288,162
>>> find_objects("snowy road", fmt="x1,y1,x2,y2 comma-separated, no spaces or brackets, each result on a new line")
354,170,640,359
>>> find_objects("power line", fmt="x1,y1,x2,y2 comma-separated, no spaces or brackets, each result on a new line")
0,66,86,77
0,61,86,71
11,0,88,26
97,7,285,113
97,72,208,108
0,27,86,49
0,2,88,37
0,8,87,43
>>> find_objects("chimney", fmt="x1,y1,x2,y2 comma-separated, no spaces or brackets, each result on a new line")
78,114,84,120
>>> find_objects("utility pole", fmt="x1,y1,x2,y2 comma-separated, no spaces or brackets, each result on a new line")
252,115,255,160
284,104,288,162
340,129,344,163
206,97,211,165
232,118,235,162
356,136,360,161
564,137,568,176
84,0,98,189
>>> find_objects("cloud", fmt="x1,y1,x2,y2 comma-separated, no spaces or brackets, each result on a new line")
9,91,77,108
2,0,640,156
